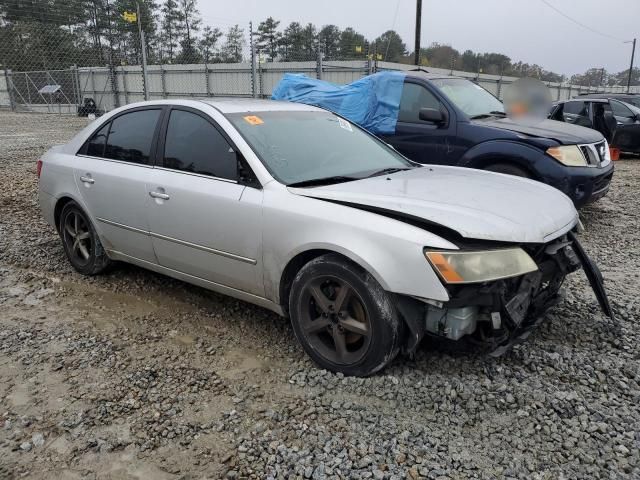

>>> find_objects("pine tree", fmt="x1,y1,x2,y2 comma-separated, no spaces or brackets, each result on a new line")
257,17,280,61
199,25,222,63
160,0,182,62
221,24,245,63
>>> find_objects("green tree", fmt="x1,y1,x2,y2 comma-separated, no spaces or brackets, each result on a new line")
318,24,340,59
199,25,222,63
300,23,317,58
339,27,366,59
220,24,245,63
176,0,200,62
160,0,182,61
280,22,306,60
257,16,280,61
373,30,406,62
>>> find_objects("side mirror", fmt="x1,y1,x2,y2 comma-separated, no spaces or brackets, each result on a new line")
419,107,447,125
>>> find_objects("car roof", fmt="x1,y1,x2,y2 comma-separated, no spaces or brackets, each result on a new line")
564,98,609,103
404,69,459,81
110,97,324,114
199,97,324,113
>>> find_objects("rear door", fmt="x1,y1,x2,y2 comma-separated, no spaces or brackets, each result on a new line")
383,81,457,165
145,107,264,296
74,107,162,263
559,100,593,128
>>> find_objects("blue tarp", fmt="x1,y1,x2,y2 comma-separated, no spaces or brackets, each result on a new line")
271,71,406,135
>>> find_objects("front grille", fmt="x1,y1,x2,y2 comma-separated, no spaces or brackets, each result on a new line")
579,141,608,167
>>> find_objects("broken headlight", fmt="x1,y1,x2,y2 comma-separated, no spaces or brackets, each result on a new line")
424,248,538,284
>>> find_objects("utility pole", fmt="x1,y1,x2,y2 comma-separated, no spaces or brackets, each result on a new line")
136,1,149,100
414,0,422,66
626,38,636,93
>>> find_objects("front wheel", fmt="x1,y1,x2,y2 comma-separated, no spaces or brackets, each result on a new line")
289,254,403,377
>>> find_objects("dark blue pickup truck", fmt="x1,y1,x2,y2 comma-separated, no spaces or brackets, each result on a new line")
274,71,614,208
379,71,614,208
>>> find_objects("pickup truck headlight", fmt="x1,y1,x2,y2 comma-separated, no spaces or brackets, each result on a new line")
425,248,538,284
546,145,587,166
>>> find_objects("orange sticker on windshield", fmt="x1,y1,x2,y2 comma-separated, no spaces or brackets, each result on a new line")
243,115,264,125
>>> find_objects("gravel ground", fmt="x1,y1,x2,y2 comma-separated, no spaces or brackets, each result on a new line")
0,111,638,480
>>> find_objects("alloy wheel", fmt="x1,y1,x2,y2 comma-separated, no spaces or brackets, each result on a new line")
299,275,372,366
62,210,92,266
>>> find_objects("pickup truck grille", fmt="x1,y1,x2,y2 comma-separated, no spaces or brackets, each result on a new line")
579,141,609,167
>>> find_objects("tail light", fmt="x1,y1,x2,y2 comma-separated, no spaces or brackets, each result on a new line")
36,159,43,178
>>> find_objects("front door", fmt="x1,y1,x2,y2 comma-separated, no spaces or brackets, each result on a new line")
74,107,162,263
383,81,456,165
145,107,264,296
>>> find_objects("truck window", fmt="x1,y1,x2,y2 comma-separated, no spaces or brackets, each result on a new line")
399,83,441,123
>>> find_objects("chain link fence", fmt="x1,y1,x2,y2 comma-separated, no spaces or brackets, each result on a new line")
1,2,638,115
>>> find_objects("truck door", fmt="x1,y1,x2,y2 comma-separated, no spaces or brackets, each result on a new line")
382,81,457,165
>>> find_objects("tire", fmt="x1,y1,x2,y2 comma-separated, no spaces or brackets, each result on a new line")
58,201,111,275
484,163,532,178
289,254,403,377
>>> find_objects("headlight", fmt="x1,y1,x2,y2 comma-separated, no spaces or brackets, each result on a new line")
425,248,538,284
546,145,587,166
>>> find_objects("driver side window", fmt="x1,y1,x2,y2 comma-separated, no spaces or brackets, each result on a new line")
398,83,441,123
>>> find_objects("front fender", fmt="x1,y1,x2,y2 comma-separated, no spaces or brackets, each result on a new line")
458,140,546,177
262,188,455,305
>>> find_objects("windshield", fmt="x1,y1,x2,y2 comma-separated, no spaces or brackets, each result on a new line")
431,77,505,118
227,110,414,185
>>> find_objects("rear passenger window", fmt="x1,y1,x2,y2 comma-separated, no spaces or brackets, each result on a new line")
104,109,161,164
399,83,442,123
162,109,237,180
82,122,110,157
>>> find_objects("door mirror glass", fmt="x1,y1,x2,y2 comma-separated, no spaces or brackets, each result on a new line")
419,107,445,124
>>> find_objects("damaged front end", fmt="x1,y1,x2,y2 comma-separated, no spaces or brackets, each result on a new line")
398,232,613,356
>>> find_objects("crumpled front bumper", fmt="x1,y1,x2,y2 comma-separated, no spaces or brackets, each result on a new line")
398,233,613,355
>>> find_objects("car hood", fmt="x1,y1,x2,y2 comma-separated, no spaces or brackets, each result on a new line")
288,166,578,244
478,117,603,145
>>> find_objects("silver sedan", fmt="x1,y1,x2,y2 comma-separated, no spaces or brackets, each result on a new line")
38,99,612,376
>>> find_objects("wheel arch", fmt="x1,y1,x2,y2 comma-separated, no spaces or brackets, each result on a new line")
53,194,83,232
459,140,545,180
278,248,376,315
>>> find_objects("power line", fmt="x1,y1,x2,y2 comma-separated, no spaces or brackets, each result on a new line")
538,0,626,42
384,0,401,61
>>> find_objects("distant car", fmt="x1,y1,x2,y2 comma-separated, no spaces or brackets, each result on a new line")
274,71,615,208
575,92,640,109
550,97,640,154
38,99,612,376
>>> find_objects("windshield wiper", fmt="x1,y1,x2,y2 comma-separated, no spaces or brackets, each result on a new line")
287,175,359,188
470,111,507,120
366,167,412,178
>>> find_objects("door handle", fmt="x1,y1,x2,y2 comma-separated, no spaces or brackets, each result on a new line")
79,175,94,184
149,191,170,200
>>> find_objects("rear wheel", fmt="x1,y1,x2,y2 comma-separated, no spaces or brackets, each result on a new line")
484,163,532,178
289,254,403,376
59,201,111,275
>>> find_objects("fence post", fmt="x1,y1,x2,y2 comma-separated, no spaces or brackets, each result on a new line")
108,64,120,109
161,65,167,99
250,21,258,98
205,64,211,97
316,43,323,80
4,69,15,111
122,68,129,104
567,84,572,100
496,76,503,99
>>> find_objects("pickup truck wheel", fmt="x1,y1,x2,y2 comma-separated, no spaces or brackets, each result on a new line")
59,201,111,275
484,163,532,178
289,254,403,377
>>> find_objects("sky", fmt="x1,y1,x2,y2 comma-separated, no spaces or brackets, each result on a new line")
198,0,639,76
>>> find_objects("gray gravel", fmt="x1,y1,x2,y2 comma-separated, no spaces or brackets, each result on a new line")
0,111,638,479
